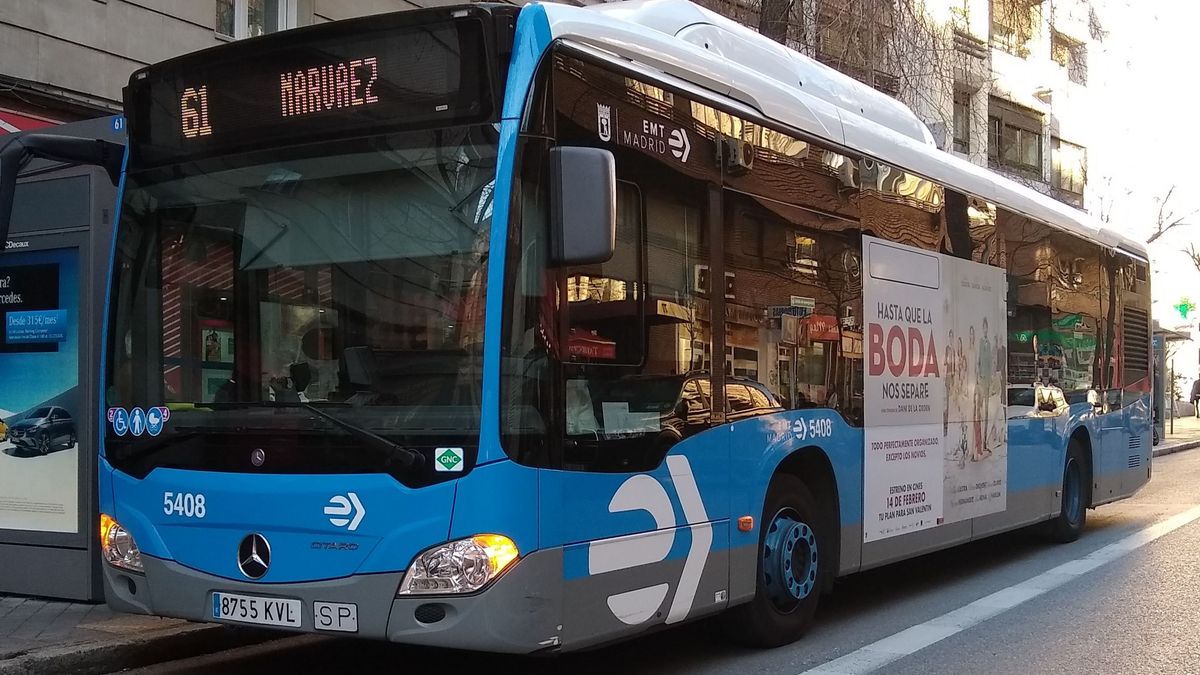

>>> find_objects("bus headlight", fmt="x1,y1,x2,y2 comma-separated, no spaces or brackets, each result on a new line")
397,534,519,595
100,514,144,573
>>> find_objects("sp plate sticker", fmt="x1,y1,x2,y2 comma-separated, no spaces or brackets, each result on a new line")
108,406,171,437
434,447,465,472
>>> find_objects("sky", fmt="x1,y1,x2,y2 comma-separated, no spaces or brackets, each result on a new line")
1086,1,1199,347
1090,1,1199,238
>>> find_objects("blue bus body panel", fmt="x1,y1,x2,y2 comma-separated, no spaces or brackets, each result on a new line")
501,5,551,121
1005,416,1065,493
448,455,539,551
478,3,551,465
97,146,129,521
728,409,862,531
110,468,456,582
540,427,730,554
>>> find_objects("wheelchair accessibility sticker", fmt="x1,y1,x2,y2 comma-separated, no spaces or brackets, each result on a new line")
109,406,170,437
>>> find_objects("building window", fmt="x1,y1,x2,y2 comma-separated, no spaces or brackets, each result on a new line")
990,0,1039,57
988,97,1043,178
216,0,293,39
1051,31,1088,85
815,0,899,96
1052,137,1086,203
952,90,971,153
787,232,819,276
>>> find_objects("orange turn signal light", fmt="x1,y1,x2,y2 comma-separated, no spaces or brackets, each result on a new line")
738,515,755,532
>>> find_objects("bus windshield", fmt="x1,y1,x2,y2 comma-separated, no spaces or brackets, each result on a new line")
106,126,495,477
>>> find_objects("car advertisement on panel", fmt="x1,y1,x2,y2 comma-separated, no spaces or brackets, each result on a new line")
862,236,1007,542
0,247,80,534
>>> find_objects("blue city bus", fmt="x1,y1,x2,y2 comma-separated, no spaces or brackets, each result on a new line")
0,0,1152,653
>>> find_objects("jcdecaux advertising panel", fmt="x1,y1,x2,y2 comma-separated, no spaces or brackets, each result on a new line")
862,236,1008,542
0,247,81,534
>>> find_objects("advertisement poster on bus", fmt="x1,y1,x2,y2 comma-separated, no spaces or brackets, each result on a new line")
942,254,1008,524
861,236,1008,541
0,247,80,534
862,237,946,541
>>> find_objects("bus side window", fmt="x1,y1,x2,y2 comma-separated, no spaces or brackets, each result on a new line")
722,173,865,426
557,185,714,472
563,182,644,367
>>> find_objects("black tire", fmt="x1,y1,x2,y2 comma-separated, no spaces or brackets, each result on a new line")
1047,439,1089,543
722,474,831,647
67,435,76,449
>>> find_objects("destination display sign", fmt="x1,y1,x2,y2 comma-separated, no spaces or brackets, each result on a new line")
127,13,493,167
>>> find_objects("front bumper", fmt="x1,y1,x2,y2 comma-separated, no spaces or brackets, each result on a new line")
102,548,564,653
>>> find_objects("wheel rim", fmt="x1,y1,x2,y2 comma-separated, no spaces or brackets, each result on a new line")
39,435,49,453
762,508,818,612
1064,458,1081,526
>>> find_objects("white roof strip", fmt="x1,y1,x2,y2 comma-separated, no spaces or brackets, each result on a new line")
538,0,1148,260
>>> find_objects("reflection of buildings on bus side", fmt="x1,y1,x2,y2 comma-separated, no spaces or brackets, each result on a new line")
547,46,1150,445
999,208,1149,399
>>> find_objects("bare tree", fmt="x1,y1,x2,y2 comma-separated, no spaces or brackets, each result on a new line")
687,0,1058,158
1144,185,1196,245
1183,243,1200,276
758,0,792,42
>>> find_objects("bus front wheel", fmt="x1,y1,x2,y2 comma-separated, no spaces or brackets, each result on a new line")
723,474,829,647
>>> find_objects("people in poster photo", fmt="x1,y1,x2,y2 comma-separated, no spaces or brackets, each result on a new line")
942,263,1007,524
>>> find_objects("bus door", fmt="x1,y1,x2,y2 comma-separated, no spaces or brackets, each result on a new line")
1094,253,1128,504
522,55,734,648
540,181,731,649
1094,388,1127,502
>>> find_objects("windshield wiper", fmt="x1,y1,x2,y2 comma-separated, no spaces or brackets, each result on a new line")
295,403,425,471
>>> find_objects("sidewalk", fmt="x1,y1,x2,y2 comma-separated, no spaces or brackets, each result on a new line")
0,598,270,675
1154,414,1200,457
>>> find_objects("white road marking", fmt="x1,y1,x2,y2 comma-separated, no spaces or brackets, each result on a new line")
800,504,1200,675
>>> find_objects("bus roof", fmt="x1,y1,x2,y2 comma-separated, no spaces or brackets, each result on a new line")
537,0,1148,261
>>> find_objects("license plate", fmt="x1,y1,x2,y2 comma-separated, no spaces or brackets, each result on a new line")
212,592,302,628
314,601,358,633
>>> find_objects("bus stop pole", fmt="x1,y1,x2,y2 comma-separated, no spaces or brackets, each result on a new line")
1170,362,1175,435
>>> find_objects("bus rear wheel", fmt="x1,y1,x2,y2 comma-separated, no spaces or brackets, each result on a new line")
723,474,829,647
1046,439,1089,543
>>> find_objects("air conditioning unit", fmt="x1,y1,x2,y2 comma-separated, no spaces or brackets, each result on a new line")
717,136,754,175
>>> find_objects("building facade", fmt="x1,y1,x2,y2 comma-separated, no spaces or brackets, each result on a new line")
687,0,1100,211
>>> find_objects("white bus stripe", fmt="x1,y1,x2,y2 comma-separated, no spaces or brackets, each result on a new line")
800,504,1200,675
665,455,711,624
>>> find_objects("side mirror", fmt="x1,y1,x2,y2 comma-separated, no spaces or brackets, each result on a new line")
548,146,616,266
1087,389,1101,408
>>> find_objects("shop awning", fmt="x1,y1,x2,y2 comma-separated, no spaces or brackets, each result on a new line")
0,110,58,134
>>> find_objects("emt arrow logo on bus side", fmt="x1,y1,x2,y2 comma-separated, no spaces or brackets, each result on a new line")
325,492,366,531
588,456,711,626
668,128,691,163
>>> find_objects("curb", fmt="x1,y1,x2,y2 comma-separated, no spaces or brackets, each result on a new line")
1152,439,1200,458
0,622,276,675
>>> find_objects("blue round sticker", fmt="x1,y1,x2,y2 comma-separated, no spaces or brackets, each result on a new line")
112,408,129,437
129,407,147,437
146,407,165,437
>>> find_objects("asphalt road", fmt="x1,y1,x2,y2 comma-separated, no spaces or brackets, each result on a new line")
123,449,1200,674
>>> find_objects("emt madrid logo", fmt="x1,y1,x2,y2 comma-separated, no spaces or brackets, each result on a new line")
325,492,366,531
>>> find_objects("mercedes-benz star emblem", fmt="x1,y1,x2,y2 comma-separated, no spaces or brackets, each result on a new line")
237,533,271,580
250,448,266,467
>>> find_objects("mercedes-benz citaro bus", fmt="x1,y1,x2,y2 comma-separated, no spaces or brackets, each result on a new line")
0,0,1153,653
